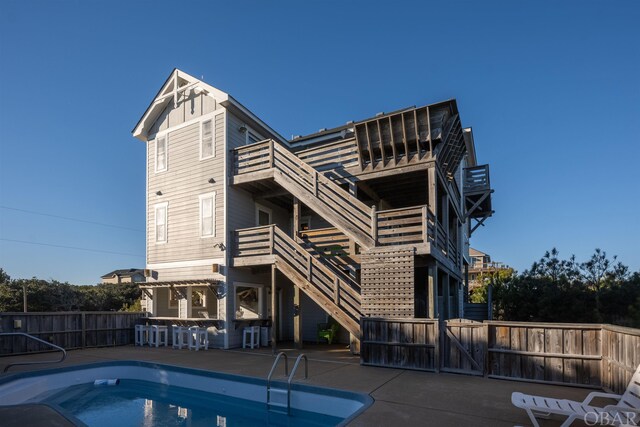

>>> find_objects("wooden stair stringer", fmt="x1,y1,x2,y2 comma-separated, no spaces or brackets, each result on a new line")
273,169,374,250
274,256,360,338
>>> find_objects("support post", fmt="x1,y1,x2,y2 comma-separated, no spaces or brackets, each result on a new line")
294,286,302,350
428,264,438,319
428,168,438,248
293,197,300,237
444,273,450,320
371,205,377,243
421,205,428,243
271,264,277,354
269,139,275,168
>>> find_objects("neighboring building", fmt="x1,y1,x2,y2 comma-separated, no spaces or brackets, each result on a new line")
132,69,494,350
101,269,145,284
468,248,511,290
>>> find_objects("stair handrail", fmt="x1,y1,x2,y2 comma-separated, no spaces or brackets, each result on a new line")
267,351,288,384
1,332,67,373
287,354,308,412
266,351,289,410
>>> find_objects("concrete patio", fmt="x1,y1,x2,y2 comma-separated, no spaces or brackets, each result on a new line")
0,344,596,426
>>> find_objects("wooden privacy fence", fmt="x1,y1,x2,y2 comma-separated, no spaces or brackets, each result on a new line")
0,312,147,355
361,318,640,393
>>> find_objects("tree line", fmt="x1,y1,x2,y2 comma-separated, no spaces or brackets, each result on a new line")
0,269,142,312
470,249,640,328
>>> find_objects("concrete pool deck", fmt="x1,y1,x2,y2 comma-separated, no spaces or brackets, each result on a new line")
0,344,597,426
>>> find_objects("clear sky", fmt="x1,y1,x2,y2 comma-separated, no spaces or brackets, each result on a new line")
0,0,638,284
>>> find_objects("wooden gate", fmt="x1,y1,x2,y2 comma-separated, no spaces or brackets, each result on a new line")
440,319,486,375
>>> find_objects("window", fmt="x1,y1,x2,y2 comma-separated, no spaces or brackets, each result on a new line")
199,192,216,237
255,204,272,226
155,202,168,243
168,288,178,308
235,284,266,319
155,135,167,172
245,127,263,145
192,289,205,307
200,119,214,159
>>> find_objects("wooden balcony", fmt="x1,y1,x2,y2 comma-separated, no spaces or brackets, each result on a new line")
463,164,494,225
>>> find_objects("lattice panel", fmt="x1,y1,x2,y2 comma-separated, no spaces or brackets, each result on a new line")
361,248,415,318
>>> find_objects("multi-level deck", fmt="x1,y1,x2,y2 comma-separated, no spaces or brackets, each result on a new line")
228,101,493,347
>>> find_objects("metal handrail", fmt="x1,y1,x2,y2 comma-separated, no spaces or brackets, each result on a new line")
266,352,289,410
287,354,308,411
1,332,67,373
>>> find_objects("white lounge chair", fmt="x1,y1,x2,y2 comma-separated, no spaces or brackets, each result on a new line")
512,364,640,427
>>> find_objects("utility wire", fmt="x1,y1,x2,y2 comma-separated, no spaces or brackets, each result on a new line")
0,238,145,258
0,205,144,232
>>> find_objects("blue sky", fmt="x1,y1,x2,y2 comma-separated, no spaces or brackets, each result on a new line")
0,0,638,284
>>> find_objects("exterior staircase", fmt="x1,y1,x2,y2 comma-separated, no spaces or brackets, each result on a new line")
232,225,362,336
232,140,375,250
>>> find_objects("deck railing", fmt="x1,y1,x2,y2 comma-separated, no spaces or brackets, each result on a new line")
232,140,374,249
232,140,459,260
232,225,362,334
464,164,491,193
294,138,360,172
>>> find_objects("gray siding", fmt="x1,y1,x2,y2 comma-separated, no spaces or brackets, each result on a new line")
150,92,217,134
147,112,225,265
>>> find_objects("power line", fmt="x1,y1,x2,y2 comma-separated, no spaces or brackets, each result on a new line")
0,205,144,232
0,238,145,258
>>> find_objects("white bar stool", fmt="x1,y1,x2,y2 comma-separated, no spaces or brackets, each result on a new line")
171,325,189,349
242,326,260,349
188,326,209,351
135,325,150,346
149,325,168,347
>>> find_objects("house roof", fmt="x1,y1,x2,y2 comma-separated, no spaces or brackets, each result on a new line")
132,68,287,144
469,248,488,257
101,268,145,279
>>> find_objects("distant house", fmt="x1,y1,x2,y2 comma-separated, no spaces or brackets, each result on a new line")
101,269,145,284
468,248,510,290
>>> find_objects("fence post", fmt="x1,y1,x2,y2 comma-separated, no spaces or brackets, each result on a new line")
435,320,440,372
81,313,86,348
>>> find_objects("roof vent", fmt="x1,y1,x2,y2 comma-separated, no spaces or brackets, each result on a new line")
292,135,301,140
346,120,354,125
318,128,326,132
375,112,384,117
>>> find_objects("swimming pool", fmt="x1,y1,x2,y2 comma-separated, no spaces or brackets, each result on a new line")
0,361,372,426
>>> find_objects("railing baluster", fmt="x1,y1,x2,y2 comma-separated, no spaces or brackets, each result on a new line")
334,277,340,305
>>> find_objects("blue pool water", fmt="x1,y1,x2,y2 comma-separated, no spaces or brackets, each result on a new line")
45,379,343,427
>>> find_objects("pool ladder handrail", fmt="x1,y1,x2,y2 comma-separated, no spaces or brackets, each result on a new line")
266,352,288,410
286,354,308,412
1,332,67,373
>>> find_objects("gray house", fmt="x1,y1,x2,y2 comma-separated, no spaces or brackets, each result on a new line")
132,69,493,351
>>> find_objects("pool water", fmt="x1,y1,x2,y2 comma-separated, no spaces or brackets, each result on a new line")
45,379,343,427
